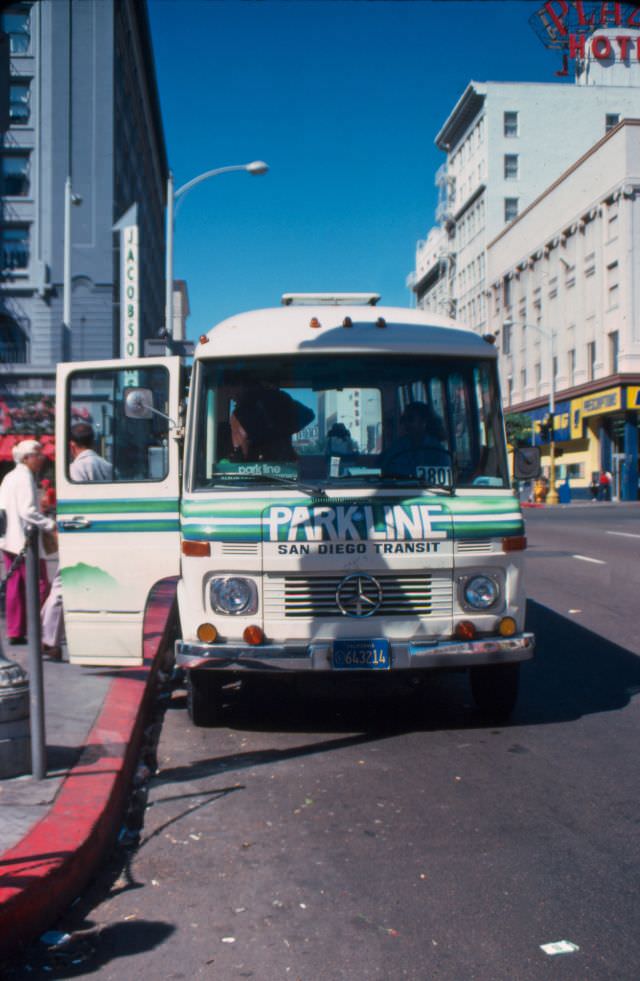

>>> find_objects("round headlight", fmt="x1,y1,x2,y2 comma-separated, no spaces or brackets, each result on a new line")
464,575,499,610
211,577,255,615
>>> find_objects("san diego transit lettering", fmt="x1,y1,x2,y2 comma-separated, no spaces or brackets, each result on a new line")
266,504,447,543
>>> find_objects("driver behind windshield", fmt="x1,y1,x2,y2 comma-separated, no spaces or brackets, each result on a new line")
380,401,449,476
227,386,315,463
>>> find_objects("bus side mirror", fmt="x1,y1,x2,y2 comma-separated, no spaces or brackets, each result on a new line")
513,446,541,481
124,387,175,427
125,387,155,419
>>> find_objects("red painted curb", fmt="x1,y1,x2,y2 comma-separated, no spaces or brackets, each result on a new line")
0,578,177,958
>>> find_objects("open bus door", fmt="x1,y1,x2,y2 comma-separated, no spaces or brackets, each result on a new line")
55,357,182,666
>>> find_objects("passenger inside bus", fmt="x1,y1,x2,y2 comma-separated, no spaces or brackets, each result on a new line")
380,401,450,476
225,386,315,463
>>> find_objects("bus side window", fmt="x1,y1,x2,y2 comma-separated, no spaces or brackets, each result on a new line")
68,367,170,483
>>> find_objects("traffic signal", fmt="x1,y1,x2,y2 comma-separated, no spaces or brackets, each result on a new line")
539,413,554,441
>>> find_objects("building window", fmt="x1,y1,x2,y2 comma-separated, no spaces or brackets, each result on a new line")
520,368,527,392
1,3,31,54
502,320,512,356
607,261,619,309
507,376,513,406
504,197,518,222
535,362,541,393
0,225,30,270
568,348,576,386
9,79,31,125
0,316,28,363
1,152,31,196
587,341,596,381
609,331,619,374
607,199,619,239
503,276,512,309
504,111,518,137
504,154,519,180
605,113,620,132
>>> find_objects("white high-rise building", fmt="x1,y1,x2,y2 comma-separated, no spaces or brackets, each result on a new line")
408,35,640,334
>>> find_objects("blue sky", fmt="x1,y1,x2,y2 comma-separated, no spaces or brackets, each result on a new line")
147,0,568,338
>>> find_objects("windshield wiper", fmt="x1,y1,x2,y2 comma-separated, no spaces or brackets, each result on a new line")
211,472,326,497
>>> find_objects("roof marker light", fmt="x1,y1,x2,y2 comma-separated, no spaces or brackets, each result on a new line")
342,316,353,328
376,317,387,329
199,334,210,345
309,317,321,329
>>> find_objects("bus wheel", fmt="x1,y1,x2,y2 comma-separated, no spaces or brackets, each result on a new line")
187,670,222,726
469,663,520,720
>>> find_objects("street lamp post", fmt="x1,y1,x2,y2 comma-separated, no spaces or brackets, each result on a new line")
63,176,82,346
503,318,559,505
164,161,269,338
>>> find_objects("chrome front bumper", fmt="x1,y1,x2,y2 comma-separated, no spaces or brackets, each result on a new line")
176,633,535,672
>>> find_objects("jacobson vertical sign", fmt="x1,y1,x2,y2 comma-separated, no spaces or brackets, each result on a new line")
122,224,139,358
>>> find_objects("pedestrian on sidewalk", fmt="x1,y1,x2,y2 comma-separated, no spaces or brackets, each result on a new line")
598,469,612,501
0,440,55,644
589,472,600,502
39,483,63,660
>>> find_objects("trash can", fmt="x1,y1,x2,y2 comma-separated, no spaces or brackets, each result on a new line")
558,480,571,505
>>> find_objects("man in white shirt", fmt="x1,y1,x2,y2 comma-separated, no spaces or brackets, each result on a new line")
69,423,113,481
0,440,55,644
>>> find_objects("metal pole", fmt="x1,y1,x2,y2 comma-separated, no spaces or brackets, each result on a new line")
165,171,174,338
547,331,559,505
63,176,72,337
25,529,46,779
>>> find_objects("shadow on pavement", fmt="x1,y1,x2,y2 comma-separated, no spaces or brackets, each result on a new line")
167,599,640,734
1,920,175,978
515,599,640,724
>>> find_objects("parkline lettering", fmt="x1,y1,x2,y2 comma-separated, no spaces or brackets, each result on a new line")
266,504,447,543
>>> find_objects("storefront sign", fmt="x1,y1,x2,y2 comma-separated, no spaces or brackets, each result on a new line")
626,386,640,409
570,387,621,437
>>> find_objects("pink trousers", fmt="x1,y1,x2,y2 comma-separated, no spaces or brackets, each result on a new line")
2,550,50,640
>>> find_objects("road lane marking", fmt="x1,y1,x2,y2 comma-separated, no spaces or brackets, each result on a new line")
606,531,640,540
572,554,606,565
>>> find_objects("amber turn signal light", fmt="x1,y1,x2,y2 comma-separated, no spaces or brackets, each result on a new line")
182,540,211,557
498,617,517,637
243,625,265,646
197,622,218,643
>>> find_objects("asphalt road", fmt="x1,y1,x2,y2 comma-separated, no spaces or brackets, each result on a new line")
5,502,640,980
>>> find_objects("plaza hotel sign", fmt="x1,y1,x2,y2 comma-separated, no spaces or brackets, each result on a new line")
531,2,640,72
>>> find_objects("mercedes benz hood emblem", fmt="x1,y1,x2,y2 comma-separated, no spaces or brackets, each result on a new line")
336,574,383,618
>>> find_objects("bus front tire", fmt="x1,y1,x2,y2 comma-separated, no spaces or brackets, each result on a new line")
186,670,222,727
469,663,520,720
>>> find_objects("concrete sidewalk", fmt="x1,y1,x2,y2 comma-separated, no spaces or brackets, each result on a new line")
0,578,177,959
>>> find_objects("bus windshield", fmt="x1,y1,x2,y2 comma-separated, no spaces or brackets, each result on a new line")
190,354,509,492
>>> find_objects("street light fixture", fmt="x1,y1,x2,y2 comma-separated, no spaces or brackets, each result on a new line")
63,176,83,344
503,318,559,505
164,161,269,339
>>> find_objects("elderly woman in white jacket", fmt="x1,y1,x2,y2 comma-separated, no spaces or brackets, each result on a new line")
0,439,55,645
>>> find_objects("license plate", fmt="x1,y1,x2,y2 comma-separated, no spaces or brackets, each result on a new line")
332,638,390,670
